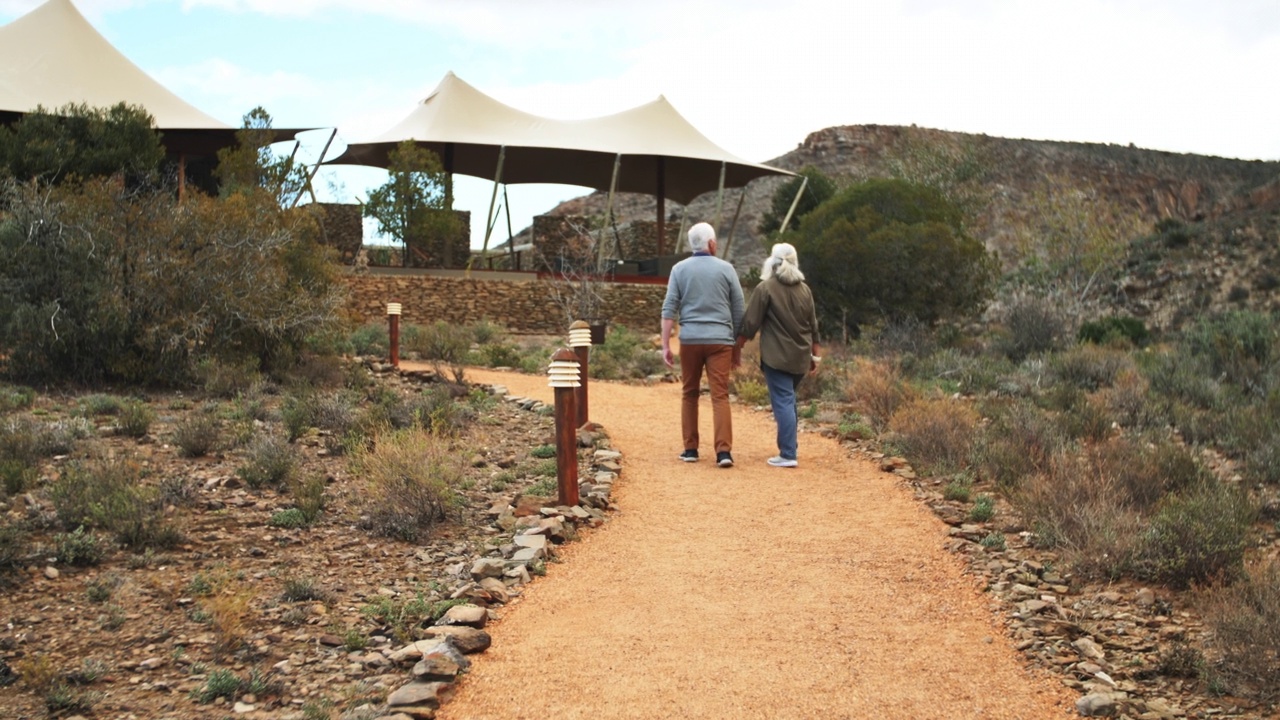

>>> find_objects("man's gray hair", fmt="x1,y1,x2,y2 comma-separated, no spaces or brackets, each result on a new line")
687,222,716,253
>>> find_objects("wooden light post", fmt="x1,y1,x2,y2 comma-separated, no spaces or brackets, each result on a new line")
386,302,402,369
568,320,592,428
547,348,581,507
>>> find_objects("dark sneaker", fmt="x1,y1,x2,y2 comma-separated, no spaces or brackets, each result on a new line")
679,449,699,462
716,451,734,468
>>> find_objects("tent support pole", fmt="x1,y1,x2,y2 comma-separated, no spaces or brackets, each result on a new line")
504,185,515,269
777,175,809,236
722,187,747,261
291,128,337,210
656,157,666,257
471,145,506,274
714,161,726,238
601,153,621,267
444,142,455,210
677,204,690,253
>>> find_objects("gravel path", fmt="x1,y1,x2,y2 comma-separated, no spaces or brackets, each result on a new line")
440,367,1075,720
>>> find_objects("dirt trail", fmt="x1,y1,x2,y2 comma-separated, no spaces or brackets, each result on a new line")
438,367,1075,719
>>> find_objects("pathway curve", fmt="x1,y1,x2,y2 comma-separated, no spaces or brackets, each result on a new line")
435,366,1075,720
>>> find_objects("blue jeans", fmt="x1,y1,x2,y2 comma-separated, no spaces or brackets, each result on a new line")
761,362,804,460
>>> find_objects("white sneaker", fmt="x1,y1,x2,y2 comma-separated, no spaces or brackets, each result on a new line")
767,456,798,468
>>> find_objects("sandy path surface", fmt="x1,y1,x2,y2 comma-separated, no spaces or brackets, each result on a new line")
436,366,1075,720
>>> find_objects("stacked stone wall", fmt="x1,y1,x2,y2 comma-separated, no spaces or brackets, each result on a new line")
316,203,363,264
342,271,666,335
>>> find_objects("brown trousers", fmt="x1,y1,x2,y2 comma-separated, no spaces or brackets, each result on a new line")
678,343,734,454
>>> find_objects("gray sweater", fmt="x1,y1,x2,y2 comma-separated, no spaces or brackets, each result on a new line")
661,254,745,345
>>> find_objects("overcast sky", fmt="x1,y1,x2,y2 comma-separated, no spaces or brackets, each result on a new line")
3,0,1278,247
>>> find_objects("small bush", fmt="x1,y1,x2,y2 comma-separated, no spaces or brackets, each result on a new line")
1078,315,1149,347
1138,481,1255,589
281,576,329,603
269,508,308,528
469,319,505,345
206,586,253,654
479,342,523,368
172,414,221,458
0,519,30,573
44,683,102,715
0,385,35,413
236,434,297,489
530,444,556,459
887,397,978,475
84,574,122,604
289,474,327,524
197,357,262,399
978,531,1006,551
355,431,465,541
1182,309,1276,390
55,527,107,566
50,459,181,550
192,668,243,703
0,458,35,497
348,322,389,356
117,400,154,438
997,295,1065,362
407,320,472,383
943,476,972,502
80,394,125,416
969,494,995,522
37,417,96,455
0,417,42,465
1201,561,1280,700
1155,642,1203,679
359,592,434,642
975,400,1065,490
735,379,769,406
847,358,915,431
1049,344,1133,391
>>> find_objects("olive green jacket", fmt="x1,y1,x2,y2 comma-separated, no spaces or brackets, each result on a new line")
739,274,819,376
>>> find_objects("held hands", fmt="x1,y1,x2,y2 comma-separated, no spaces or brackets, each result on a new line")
663,346,675,369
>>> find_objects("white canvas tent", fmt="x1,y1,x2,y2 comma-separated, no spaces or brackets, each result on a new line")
0,0,304,157
329,72,792,254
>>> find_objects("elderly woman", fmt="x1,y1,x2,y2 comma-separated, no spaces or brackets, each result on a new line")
736,243,821,468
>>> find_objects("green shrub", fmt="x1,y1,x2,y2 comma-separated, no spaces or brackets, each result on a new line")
530,444,556,459
969,494,995,522
37,417,96,456
734,379,770,406
117,400,154,438
975,400,1065,490
469,319,505,345
996,295,1065,362
236,434,297,489
1078,316,1149,347
280,576,329,603
80,394,125,416
0,417,44,465
1201,561,1280,700
290,474,327,524
0,458,35,496
172,414,221,458
942,475,972,502
887,396,978,475
44,683,103,715
55,527,107,566
84,574,122,604
479,342,523,369
978,531,1006,551
0,519,29,573
0,384,35,412
1138,481,1255,589
1049,344,1133,391
192,668,243,703
50,459,181,550
269,508,309,529
348,322,389,356
354,431,465,541
407,321,472,383
359,591,433,642
1182,309,1276,390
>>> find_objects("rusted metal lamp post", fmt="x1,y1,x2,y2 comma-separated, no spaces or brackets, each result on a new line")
568,320,593,428
386,302,402,369
547,348,581,507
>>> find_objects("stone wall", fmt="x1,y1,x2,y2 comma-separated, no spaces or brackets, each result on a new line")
342,270,667,335
410,210,471,269
316,203,363,264
614,220,682,260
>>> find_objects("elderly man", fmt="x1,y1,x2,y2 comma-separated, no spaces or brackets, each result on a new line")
661,222,745,468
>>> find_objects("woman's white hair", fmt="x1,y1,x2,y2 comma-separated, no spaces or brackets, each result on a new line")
687,222,715,253
761,242,804,282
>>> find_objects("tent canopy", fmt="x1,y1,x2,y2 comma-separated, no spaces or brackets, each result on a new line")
329,72,791,205
0,0,305,156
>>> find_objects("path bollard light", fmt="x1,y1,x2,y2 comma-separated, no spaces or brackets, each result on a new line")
568,320,593,428
386,302,402,369
547,348,581,507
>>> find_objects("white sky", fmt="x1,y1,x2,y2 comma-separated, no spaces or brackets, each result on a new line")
3,0,1278,247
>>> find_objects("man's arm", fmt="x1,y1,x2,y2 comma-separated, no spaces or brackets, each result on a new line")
661,317,677,368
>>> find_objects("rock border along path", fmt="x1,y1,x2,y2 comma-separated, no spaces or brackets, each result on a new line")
438,368,1075,720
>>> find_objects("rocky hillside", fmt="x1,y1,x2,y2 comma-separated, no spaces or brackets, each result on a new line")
527,125,1280,330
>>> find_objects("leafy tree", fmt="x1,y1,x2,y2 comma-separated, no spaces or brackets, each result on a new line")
0,176,344,385
215,106,307,204
0,103,163,184
362,141,461,267
788,178,996,338
758,165,836,237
